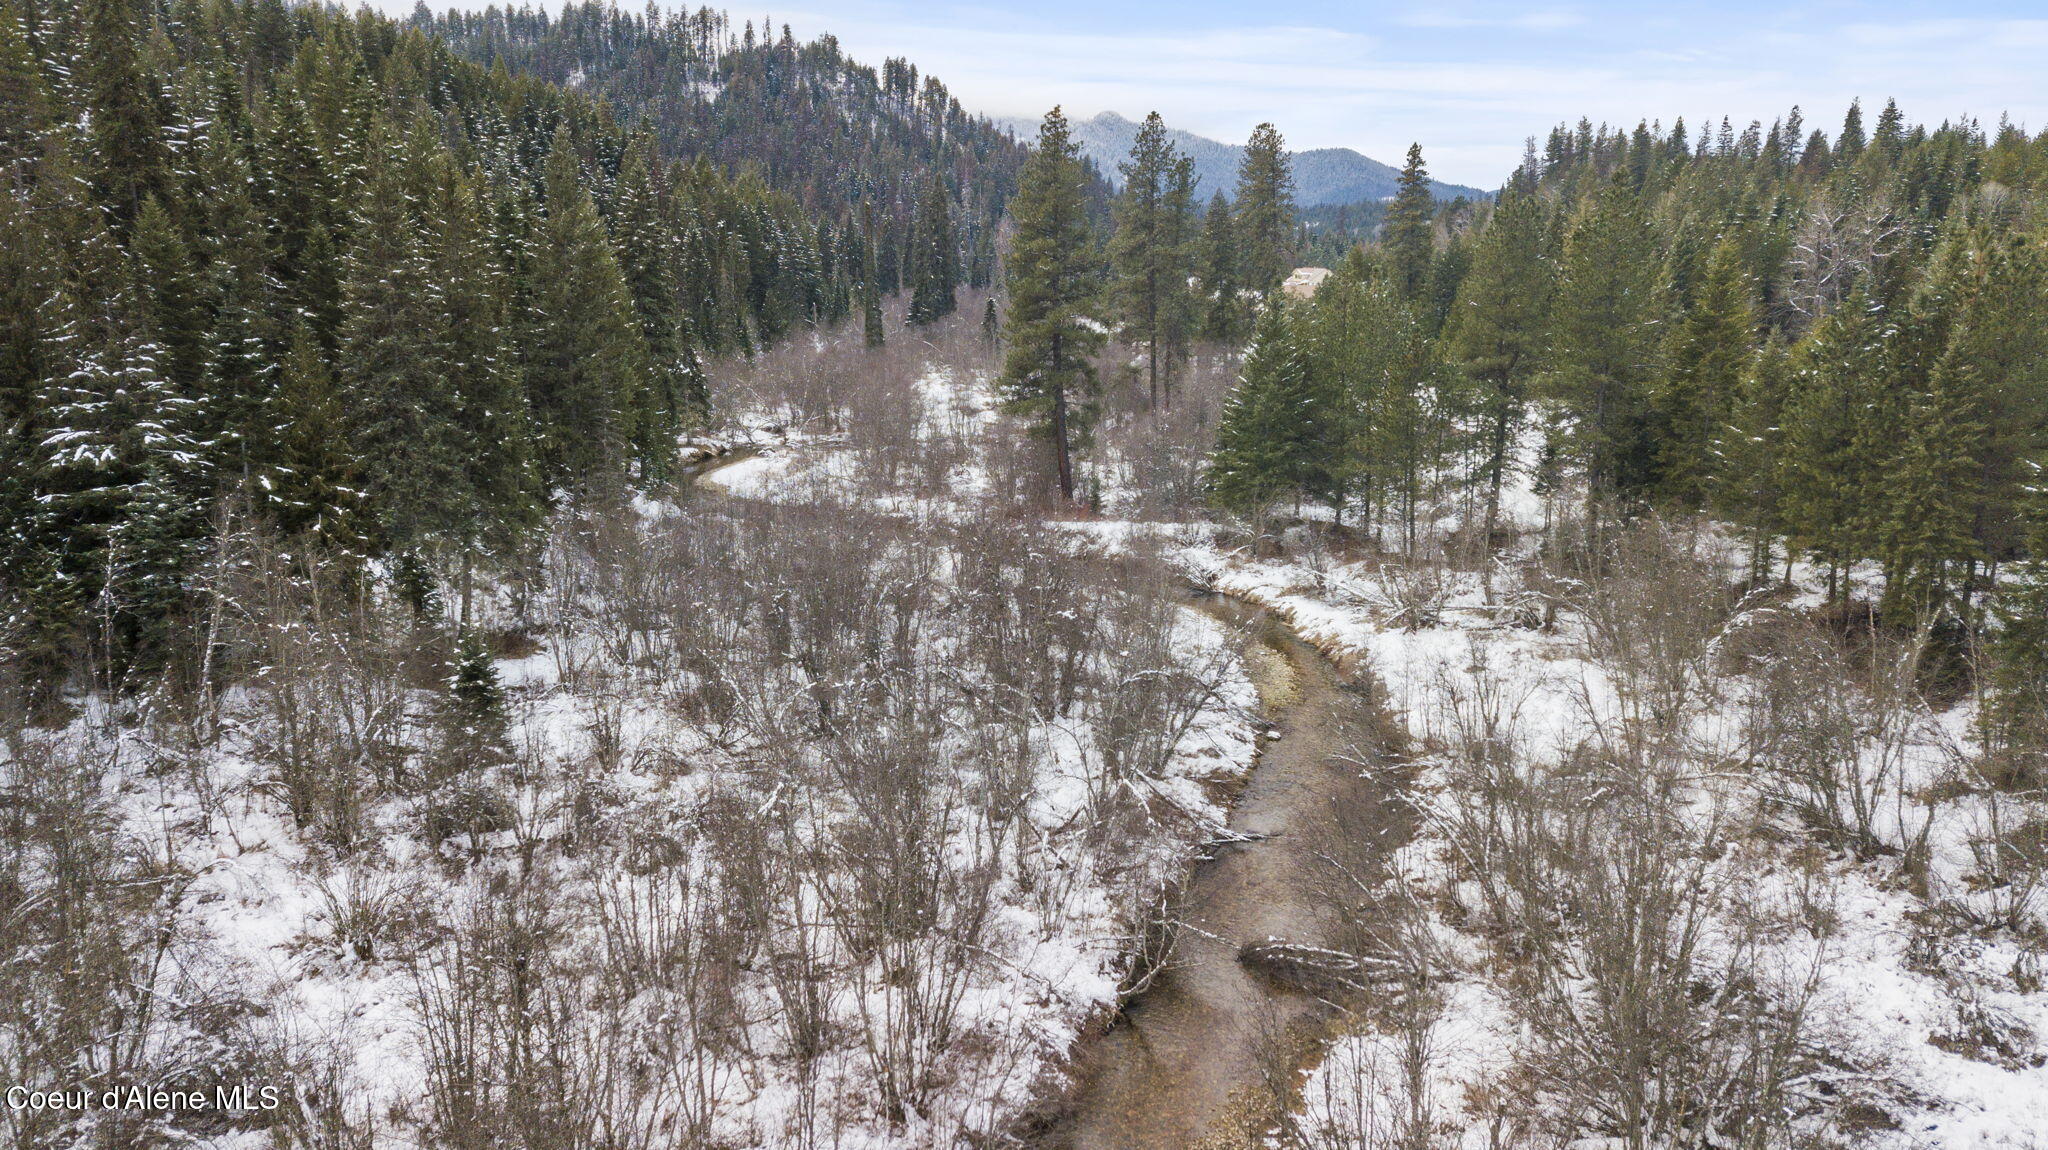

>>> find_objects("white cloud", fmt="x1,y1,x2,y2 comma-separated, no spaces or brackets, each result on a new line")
1397,8,1584,31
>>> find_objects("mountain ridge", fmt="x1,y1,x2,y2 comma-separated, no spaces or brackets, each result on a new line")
998,110,1490,206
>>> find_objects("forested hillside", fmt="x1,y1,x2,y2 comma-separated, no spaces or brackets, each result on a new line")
415,2,1024,295
0,0,989,702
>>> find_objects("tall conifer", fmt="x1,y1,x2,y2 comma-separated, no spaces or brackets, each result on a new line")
999,107,1102,502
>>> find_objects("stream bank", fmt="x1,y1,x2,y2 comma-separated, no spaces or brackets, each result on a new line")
1033,592,1412,1150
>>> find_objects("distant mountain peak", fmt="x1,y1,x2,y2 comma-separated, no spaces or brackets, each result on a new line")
1001,110,1489,207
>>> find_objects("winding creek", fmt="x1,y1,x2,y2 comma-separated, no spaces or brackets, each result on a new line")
1037,596,1411,1149
687,445,1413,1148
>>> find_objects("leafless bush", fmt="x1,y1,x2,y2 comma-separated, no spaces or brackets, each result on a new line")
1557,518,1737,736
1735,614,1937,859
310,862,429,963
213,533,415,849
0,730,263,1148
413,869,601,1150
1431,584,1835,1150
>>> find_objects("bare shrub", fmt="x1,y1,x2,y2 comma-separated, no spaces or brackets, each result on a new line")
1431,578,1835,1150
0,731,263,1148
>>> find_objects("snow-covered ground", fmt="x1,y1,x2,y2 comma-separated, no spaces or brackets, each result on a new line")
722,356,2047,1145
14,339,2040,1149
0,357,1263,1149
1165,444,2048,1148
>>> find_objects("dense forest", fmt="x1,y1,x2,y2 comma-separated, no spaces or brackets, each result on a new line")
1002,100,2048,716
0,0,1004,704
413,2,1025,296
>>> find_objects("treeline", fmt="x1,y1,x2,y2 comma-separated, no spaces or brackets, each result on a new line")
0,0,873,699
1202,103,2048,621
415,2,1021,301
1192,100,2048,749
998,98,2048,724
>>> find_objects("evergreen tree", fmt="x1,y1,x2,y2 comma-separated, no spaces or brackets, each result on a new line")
1383,143,1436,298
611,133,695,471
999,107,1103,503
1654,235,1755,506
907,173,958,324
1207,301,1330,519
1836,99,1867,161
860,198,885,348
527,124,649,488
1445,192,1552,572
1989,512,2048,755
269,320,360,545
424,153,537,580
0,6,50,169
1198,191,1248,343
80,0,166,223
1544,181,1662,499
1234,122,1296,295
1877,368,1984,623
126,196,208,392
1779,291,1885,597
335,126,465,557
1714,336,1793,581
1110,112,1198,404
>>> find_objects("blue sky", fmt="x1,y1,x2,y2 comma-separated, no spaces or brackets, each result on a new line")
396,2,2048,186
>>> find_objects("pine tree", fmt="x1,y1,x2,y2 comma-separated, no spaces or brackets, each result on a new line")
269,320,360,545
1714,336,1793,581
126,196,208,392
1336,260,1438,545
999,107,1103,503
1988,511,2048,756
1198,191,1248,343
527,123,650,488
1445,192,1552,575
1876,367,1984,623
1110,112,1197,405
190,116,281,483
1544,181,1662,499
1929,233,2048,569
1871,98,1906,164
425,153,537,580
1654,235,1755,507
1778,290,1884,597
860,198,885,348
1207,301,1330,521
907,173,957,324
1835,99,1866,162
335,124,465,557
1383,143,1435,298
1234,123,1296,294
433,629,514,776
611,133,689,472
0,5,51,169
80,0,166,223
